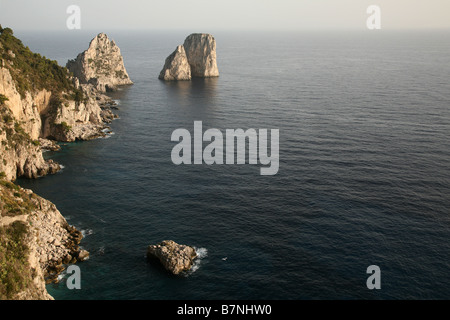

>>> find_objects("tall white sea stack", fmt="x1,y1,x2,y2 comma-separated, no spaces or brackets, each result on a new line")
67,33,133,92
159,33,219,81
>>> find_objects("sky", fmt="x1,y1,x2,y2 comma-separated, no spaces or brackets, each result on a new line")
1,0,450,32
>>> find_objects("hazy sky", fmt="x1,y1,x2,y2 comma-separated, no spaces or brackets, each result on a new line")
1,0,450,31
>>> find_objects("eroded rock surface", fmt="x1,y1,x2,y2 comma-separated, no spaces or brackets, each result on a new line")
159,33,219,81
159,45,191,81
147,240,197,275
67,33,133,92
183,33,219,78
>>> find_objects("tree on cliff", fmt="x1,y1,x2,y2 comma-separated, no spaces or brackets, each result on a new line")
0,94,9,105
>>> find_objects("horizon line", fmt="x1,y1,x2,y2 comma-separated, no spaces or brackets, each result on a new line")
8,26,450,33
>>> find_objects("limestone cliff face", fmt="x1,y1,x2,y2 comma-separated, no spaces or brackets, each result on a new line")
1,52,117,147
0,66,48,140
0,64,109,145
159,33,219,81
40,86,105,142
0,27,119,174
0,105,60,181
183,33,219,78
158,45,191,81
0,182,86,300
66,33,133,92
0,27,100,300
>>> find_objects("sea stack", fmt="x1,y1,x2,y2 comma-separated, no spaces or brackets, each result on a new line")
66,33,133,92
183,33,219,77
158,45,191,81
159,33,219,81
147,240,197,275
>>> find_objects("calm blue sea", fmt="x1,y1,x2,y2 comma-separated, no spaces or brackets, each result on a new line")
16,29,450,300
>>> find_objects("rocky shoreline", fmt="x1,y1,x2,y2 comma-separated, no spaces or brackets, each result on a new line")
0,181,89,299
20,187,89,285
0,28,132,299
1,28,217,299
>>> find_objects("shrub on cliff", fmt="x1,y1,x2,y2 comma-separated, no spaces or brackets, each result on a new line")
0,26,84,101
0,181,36,217
0,105,34,147
0,94,8,105
0,221,32,300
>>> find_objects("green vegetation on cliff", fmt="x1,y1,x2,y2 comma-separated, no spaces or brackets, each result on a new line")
0,176,42,299
0,179,36,217
0,105,33,148
0,94,8,105
0,26,84,103
0,177,35,299
0,220,32,300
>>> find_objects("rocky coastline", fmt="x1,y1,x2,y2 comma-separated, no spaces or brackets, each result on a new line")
1,28,215,299
0,27,131,299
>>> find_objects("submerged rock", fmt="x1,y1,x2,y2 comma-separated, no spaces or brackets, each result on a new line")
66,33,133,92
159,45,191,81
147,240,197,275
77,249,90,262
159,33,219,81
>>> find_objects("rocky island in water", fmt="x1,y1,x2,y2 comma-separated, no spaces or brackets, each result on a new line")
147,240,198,275
66,32,133,93
0,27,131,299
159,33,219,81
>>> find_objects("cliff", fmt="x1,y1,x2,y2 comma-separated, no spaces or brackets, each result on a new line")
0,27,119,299
0,179,86,299
0,27,118,143
0,104,60,181
159,33,219,81
66,33,133,92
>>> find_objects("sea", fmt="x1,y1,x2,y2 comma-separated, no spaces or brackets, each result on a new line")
15,29,450,300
